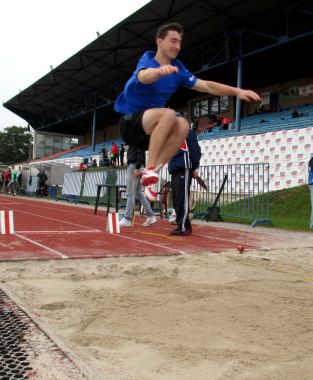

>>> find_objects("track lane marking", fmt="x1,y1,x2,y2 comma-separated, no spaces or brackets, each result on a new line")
16,230,101,234
115,233,186,254
1,207,99,231
15,233,68,259
156,225,259,247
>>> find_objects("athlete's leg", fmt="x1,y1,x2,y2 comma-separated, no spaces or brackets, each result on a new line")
142,108,189,168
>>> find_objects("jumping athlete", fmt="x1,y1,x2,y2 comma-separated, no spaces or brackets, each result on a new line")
114,22,260,201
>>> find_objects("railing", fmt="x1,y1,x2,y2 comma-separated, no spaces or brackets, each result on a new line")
192,163,271,227
54,163,271,227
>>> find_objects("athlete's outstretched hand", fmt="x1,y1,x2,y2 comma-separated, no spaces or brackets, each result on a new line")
237,89,260,102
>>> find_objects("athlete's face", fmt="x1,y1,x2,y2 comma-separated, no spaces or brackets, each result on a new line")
157,30,182,60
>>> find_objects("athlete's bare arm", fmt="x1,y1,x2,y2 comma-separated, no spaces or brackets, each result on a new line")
138,65,179,85
192,79,260,102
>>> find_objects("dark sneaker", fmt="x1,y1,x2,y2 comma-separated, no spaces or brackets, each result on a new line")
170,227,192,236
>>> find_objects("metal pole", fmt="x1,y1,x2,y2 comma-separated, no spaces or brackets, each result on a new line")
235,58,243,133
32,129,37,160
92,110,97,152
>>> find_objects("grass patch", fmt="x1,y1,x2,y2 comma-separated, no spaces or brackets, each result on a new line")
267,185,311,231
219,185,312,231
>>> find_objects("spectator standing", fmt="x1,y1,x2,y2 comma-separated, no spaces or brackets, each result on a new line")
114,21,260,202
308,156,313,229
37,169,48,197
168,128,201,235
0,170,4,192
102,144,108,161
8,166,18,195
119,144,125,167
16,166,22,191
87,156,93,167
110,142,118,166
119,145,157,228
4,168,11,193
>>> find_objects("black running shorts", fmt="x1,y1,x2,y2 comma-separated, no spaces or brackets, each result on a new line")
118,111,150,150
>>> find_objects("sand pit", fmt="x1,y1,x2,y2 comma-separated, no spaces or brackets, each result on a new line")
1,226,313,379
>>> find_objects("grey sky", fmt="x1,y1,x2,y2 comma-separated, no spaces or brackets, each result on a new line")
0,0,150,130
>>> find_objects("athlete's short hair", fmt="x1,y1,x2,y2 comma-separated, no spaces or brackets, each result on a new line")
156,22,184,39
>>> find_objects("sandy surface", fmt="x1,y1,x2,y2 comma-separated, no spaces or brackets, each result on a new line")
1,225,313,379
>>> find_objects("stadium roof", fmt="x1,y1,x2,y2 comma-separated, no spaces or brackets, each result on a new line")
4,0,313,135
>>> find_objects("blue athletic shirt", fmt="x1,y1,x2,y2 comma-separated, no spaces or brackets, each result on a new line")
114,51,198,115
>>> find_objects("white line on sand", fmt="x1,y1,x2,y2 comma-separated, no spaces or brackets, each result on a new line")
115,233,186,255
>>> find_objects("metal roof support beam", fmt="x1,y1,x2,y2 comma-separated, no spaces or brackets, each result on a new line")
235,57,243,133
235,34,243,133
92,110,97,152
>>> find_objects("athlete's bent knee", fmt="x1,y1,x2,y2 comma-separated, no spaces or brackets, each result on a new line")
160,109,177,126
177,118,190,138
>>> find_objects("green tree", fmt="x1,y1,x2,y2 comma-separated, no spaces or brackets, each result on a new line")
0,126,33,164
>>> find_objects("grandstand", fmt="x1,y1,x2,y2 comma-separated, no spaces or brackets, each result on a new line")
3,0,313,194
198,103,313,141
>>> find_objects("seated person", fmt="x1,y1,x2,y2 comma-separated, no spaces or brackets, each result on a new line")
220,117,231,130
275,104,282,112
291,107,299,118
216,118,223,129
207,114,217,132
191,120,199,133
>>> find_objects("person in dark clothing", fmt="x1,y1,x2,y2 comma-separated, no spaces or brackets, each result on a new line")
119,144,125,166
101,145,110,167
0,170,4,191
168,128,201,236
291,107,299,118
37,169,48,196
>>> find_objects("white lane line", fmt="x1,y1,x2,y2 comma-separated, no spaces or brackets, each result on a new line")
115,234,186,254
15,233,68,259
16,230,101,234
7,208,99,231
18,202,98,217
0,202,23,205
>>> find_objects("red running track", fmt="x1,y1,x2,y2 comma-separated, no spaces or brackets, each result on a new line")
0,195,265,261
